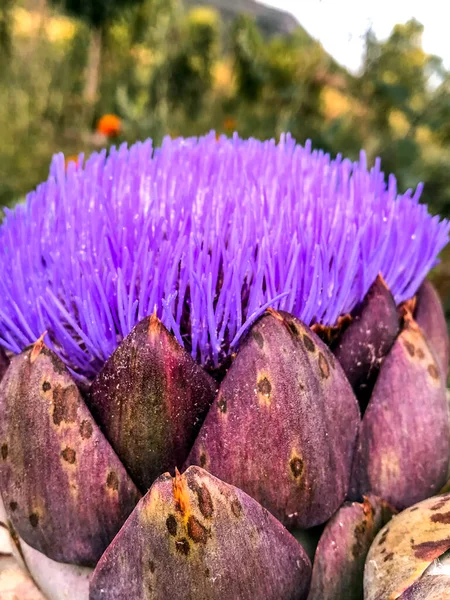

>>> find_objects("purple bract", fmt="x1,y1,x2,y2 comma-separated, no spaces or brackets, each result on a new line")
0,133,448,380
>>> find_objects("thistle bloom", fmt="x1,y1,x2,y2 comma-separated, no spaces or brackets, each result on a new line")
0,133,449,600
0,133,447,381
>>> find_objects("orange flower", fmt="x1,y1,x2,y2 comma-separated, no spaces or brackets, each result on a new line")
96,114,121,138
223,117,237,132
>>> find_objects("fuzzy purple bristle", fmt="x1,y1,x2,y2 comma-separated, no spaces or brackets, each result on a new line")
0,133,448,380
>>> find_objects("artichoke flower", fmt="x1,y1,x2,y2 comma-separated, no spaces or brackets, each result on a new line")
0,133,449,600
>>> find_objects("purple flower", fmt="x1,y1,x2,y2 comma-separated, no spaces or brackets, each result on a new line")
0,132,448,381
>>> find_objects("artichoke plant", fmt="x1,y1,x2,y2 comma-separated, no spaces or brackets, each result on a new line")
0,133,449,600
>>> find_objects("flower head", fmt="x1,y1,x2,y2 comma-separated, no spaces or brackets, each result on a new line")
0,133,448,380
96,114,121,138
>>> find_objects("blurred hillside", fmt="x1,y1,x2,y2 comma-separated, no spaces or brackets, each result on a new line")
0,0,449,321
184,0,299,36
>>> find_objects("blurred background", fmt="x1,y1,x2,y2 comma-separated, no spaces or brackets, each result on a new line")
1,0,450,325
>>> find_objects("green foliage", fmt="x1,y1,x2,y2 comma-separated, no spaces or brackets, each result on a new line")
232,14,265,101
0,9,89,206
50,0,145,29
229,17,332,147
3,3,450,220
162,7,219,117
0,0,14,64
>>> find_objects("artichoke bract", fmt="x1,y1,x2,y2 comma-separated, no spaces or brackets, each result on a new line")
332,275,399,406
415,280,450,379
0,347,8,381
308,495,396,600
0,342,141,566
365,493,450,600
0,133,449,599
88,314,217,492
90,466,312,600
349,314,450,508
185,309,360,529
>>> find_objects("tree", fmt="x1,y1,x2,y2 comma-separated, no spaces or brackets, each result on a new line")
50,0,146,111
0,0,14,66
231,14,266,102
148,7,219,123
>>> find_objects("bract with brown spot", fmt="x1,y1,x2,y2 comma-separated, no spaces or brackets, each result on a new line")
365,493,450,600
90,466,311,600
0,343,141,566
308,496,395,600
350,317,450,509
186,310,360,529
89,315,217,491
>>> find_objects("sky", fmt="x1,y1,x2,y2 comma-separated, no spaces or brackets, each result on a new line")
260,0,450,73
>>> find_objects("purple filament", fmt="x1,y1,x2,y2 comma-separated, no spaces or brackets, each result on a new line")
0,133,448,380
